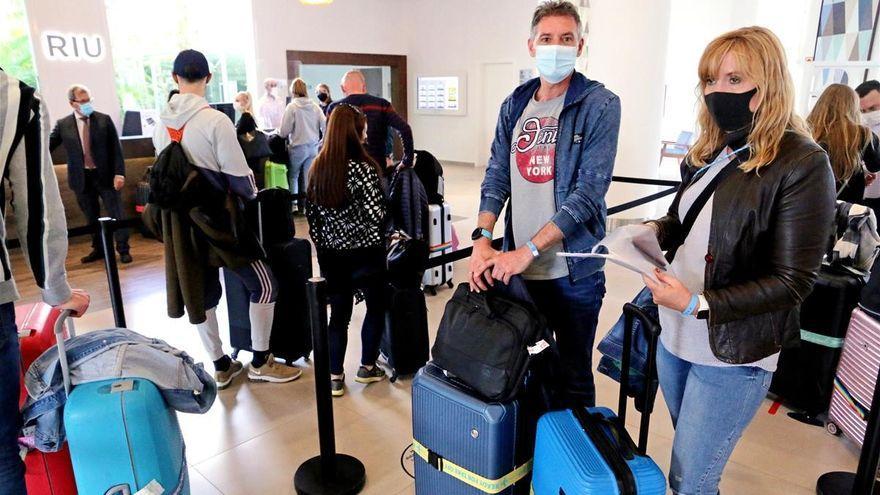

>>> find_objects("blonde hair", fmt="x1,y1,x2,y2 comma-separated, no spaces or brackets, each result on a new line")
291,78,308,98
808,83,872,182
234,91,253,114
689,26,810,173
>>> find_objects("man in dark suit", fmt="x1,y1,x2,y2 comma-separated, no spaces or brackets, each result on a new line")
50,85,131,264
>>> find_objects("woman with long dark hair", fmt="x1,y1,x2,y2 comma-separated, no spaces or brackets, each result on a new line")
305,104,387,397
808,83,880,204
643,27,835,493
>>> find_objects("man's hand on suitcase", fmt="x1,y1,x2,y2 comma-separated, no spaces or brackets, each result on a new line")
55,289,90,317
488,247,534,285
469,239,499,292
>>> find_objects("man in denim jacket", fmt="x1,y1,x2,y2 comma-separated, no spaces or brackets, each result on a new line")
470,1,620,407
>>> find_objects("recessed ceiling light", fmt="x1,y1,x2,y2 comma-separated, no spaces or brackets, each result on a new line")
300,0,333,5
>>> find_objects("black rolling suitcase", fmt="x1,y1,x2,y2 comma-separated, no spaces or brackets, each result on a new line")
380,279,430,382
225,189,312,364
226,239,313,364
770,265,865,419
135,167,154,238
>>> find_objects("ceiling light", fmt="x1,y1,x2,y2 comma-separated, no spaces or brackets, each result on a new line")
300,0,333,5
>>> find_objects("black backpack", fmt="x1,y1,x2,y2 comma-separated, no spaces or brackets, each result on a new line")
413,149,444,205
149,128,197,210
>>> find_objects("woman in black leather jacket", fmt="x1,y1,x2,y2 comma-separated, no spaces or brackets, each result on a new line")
642,27,835,494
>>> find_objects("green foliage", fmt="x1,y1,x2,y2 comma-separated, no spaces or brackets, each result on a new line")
0,0,38,88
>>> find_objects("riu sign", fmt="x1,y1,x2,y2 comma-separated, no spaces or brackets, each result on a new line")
41,31,105,63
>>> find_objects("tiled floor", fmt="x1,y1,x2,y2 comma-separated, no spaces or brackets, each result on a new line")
17,164,863,494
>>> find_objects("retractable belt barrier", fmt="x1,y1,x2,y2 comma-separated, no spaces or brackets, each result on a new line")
422,175,681,270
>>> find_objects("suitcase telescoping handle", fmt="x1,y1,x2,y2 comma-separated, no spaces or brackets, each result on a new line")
53,309,75,396
618,302,661,456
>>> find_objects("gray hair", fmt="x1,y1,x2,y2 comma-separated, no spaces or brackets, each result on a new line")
530,0,583,40
67,84,90,102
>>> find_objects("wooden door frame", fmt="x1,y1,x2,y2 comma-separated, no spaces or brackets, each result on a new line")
285,50,408,119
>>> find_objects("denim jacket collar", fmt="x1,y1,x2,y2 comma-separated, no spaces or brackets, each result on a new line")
507,72,600,127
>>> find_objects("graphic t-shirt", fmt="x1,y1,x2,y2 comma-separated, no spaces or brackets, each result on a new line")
510,92,568,280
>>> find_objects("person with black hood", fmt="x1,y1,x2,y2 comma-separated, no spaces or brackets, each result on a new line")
236,112,271,188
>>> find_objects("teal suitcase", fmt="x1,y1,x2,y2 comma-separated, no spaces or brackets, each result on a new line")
64,378,190,494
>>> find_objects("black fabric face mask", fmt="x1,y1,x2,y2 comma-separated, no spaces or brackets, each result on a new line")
704,88,757,132
317,92,329,103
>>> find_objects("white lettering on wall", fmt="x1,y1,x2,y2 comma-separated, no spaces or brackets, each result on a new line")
41,31,105,63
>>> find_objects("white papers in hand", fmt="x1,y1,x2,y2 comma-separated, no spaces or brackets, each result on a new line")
557,224,668,281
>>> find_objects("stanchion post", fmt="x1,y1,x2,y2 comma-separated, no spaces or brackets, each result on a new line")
99,217,126,328
816,363,880,494
310,278,337,475
294,277,365,495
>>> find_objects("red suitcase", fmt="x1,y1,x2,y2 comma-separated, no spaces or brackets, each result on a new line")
827,307,880,446
16,303,78,495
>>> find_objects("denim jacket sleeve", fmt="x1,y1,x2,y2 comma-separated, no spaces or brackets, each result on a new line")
479,96,515,216
551,95,621,237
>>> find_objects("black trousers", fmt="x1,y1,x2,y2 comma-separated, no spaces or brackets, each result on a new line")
76,169,129,254
316,247,387,376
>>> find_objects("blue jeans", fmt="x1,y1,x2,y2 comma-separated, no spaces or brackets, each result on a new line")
657,342,772,495
526,272,605,406
0,302,25,494
288,143,318,197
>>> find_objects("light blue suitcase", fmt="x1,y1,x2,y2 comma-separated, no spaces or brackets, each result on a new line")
64,378,189,495
531,303,666,495
52,311,190,495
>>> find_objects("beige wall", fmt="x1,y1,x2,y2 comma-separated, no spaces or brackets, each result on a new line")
24,0,121,127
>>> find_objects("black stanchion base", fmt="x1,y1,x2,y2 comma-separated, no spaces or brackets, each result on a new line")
817,471,880,495
294,454,366,495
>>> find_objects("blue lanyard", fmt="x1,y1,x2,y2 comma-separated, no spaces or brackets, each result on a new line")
692,144,749,181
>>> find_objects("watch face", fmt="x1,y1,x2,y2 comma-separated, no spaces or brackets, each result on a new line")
471,228,483,241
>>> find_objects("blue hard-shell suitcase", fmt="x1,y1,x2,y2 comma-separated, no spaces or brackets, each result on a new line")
412,363,536,495
65,378,190,495
532,407,666,494
531,303,666,495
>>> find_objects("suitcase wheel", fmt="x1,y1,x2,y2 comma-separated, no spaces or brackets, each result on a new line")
825,421,842,437
424,286,437,296
446,280,454,289
390,372,399,383
231,349,240,360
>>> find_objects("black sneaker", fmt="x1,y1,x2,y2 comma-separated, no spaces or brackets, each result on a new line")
119,253,133,264
355,365,387,384
80,250,103,264
331,376,345,397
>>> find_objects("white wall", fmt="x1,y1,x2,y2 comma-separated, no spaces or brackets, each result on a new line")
662,0,816,139
588,0,671,213
24,0,121,127
404,0,540,165
249,0,820,172
250,0,411,90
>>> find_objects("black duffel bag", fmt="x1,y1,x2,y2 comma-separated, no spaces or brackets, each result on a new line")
432,281,552,402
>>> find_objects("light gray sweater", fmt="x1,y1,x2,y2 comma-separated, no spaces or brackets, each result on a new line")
278,97,326,147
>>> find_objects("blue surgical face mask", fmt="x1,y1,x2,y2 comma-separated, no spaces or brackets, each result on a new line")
78,102,94,117
534,44,578,84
